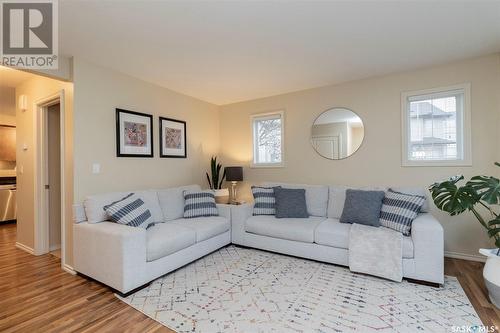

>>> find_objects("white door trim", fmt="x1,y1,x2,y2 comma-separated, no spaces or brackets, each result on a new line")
33,90,66,271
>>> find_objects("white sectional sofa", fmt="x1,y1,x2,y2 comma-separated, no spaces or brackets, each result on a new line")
231,182,444,285
73,182,444,296
73,185,231,295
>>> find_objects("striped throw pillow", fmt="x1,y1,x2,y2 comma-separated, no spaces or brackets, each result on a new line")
252,186,281,215
380,189,426,236
183,190,219,218
103,193,153,229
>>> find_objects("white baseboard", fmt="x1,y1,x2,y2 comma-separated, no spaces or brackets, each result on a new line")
15,242,34,254
445,251,486,263
62,263,77,275
15,241,75,275
49,244,61,251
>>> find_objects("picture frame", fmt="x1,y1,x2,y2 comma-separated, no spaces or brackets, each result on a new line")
159,117,187,158
116,108,154,157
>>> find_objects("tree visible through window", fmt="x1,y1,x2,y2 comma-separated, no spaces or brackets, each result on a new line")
252,112,284,166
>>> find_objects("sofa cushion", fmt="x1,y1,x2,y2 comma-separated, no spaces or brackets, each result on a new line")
172,216,230,242
314,218,414,258
261,182,329,217
328,185,387,219
245,215,326,243
274,188,309,218
315,218,351,249
157,185,201,221
84,189,163,224
146,223,196,261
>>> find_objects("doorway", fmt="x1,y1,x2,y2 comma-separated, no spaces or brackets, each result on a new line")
312,135,342,160
34,91,67,270
47,103,61,258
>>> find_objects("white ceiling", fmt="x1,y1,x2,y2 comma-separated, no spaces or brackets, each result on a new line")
0,66,34,88
59,1,500,105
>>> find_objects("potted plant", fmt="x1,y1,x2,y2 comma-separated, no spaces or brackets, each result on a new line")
206,156,228,204
429,163,500,308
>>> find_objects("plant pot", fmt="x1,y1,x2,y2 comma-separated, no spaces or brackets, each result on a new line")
479,248,500,309
212,188,229,204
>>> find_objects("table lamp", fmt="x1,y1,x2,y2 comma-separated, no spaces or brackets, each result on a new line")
225,166,243,204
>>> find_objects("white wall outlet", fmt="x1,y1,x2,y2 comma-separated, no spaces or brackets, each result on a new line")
22,143,28,151
92,163,101,174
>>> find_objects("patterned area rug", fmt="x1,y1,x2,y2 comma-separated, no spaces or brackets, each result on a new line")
117,246,482,332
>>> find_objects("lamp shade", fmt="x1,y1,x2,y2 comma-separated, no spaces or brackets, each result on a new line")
225,166,243,181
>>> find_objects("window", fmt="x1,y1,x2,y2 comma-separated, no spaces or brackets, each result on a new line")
251,111,284,167
402,84,471,166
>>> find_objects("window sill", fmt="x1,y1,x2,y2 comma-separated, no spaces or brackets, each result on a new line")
250,163,285,169
402,159,472,167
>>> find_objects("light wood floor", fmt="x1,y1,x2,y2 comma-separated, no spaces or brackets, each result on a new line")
0,223,499,333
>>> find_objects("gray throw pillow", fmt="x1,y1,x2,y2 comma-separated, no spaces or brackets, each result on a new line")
274,188,309,218
340,189,385,227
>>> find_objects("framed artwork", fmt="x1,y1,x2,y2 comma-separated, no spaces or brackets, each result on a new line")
159,117,186,158
116,108,153,157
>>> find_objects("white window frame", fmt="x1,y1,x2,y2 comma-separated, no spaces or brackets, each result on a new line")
401,83,471,167
250,110,285,168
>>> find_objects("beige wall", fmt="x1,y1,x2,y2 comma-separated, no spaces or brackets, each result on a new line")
15,75,73,261
72,59,220,204
71,59,220,263
220,54,500,258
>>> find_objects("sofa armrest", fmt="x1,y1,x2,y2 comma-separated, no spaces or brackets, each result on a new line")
217,204,231,220
411,213,444,284
230,203,254,244
73,222,147,293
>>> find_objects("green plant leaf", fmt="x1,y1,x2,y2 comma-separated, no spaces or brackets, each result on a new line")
218,168,226,189
488,216,500,227
466,175,500,205
429,175,478,215
206,172,212,189
211,157,217,188
488,227,500,238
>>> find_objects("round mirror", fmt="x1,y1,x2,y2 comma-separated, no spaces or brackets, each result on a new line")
311,107,364,160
